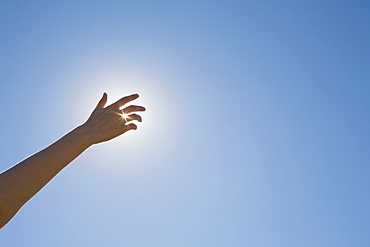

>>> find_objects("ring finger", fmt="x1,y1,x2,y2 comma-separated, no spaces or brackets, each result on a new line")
125,113,142,122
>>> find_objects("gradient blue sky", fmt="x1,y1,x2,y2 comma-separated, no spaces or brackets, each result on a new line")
1,1,369,246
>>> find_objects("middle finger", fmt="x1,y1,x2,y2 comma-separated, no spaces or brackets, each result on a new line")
122,105,146,114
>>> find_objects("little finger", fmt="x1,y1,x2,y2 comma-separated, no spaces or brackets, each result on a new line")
124,123,138,131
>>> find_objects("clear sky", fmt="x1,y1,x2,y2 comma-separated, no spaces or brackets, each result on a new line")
1,0,369,246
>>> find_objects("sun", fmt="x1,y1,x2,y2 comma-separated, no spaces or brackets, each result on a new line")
120,111,130,121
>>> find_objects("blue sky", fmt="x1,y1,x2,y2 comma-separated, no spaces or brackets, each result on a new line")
1,0,369,246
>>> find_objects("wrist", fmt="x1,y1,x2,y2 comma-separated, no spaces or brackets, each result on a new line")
72,125,96,148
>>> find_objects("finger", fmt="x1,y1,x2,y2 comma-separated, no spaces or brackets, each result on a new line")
95,92,108,109
108,94,139,109
124,123,137,131
126,113,142,122
122,105,146,114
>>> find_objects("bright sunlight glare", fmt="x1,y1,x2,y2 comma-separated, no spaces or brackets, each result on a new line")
119,111,131,123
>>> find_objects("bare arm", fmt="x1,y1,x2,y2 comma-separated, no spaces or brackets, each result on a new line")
0,93,145,228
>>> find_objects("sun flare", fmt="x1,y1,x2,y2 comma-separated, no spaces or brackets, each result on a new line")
120,112,130,121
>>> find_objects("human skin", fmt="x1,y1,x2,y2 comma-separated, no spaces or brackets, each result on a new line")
0,93,145,228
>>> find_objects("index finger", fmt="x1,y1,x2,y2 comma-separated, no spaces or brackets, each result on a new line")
107,94,139,109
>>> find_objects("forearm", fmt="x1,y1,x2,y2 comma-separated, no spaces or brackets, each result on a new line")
0,92,145,229
0,125,92,228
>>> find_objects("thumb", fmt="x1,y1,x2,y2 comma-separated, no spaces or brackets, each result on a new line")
95,92,108,109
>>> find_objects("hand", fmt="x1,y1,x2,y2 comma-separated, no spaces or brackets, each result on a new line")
81,93,146,145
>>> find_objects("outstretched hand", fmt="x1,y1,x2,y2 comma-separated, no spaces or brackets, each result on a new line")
81,93,146,145
0,92,146,229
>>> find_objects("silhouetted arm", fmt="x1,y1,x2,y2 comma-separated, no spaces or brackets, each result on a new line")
0,93,145,228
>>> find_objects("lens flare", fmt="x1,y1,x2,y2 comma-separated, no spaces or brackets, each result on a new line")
120,111,130,122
